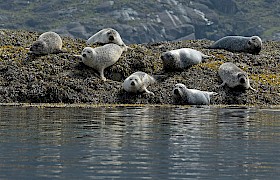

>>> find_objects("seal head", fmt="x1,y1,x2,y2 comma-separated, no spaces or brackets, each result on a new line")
123,71,156,95
246,36,262,54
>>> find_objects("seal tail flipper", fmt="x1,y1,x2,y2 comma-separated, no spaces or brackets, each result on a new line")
152,74,167,82
207,45,215,49
143,87,155,96
73,54,83,60
249,86,257,92
218,82,226,88
54,49,67,54
126,46,134,50
209,92,218,96
201,53,215,62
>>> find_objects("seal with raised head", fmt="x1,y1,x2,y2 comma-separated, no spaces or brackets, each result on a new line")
86,28,127,49
218,62,256,91
123,71,156,95
208,35,262,54
29,31,63,55
161,48,210,71
173,83,218,105
80,43,124,81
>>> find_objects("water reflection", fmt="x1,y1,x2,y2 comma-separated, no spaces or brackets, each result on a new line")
0,106,280,179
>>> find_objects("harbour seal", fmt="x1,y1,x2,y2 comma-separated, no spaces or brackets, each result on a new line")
173,83,218,105
80,43,124,81
86,28,128,50
29,31,63,55
123,71,156,95
161,48,210,70
218,62,256,91
208,35,262,54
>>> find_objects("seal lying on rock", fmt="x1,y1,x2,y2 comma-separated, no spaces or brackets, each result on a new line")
123,71,156,95
218,62,256,91
29,31,63,55
86,28,128,50
79,44,124,81
173,83,218,105
208,35,262,54
161,48,210,71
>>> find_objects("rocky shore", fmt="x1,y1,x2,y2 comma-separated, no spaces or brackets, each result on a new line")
0,29,279,106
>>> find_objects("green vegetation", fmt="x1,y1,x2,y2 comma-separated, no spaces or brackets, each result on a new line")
1,0,279,40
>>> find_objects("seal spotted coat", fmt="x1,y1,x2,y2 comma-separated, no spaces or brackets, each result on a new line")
173,83,218,105
86,28,128,50
80,44,124,81
161,48,210,70
209,36,262,54
29,31,63,55
218,62,256,91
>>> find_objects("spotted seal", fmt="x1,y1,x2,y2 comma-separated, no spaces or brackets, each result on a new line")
173,83,218,105
123,71,156,95
29,31,63,55
208,35,262,54
218,62,256,91
161,48,210,70
80,43,124,81
86,28,128,50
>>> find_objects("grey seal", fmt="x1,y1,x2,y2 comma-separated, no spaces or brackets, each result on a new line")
86,28,128,50
218,62,256,91
29,31,63,55
80,44,124,81
161,48,210,70
123,71,156,95
208,35,262,54
173,83,218,105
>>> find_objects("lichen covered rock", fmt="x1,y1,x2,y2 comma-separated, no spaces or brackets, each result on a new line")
0,29,279,106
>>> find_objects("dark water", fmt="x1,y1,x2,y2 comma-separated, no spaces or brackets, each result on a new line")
0,105,280,179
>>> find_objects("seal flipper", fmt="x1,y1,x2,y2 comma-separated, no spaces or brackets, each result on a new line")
201,53,213,62
143,87,155,96
249,86,257,92
218,81,226,88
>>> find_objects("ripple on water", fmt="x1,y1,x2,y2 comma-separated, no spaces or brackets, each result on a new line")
0,106,280,179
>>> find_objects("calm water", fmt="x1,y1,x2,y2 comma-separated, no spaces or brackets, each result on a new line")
0,105,280,179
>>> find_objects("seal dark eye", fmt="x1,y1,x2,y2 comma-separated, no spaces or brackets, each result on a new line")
248,41,252,45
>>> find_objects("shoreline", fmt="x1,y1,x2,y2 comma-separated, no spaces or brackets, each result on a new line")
0,103,279,109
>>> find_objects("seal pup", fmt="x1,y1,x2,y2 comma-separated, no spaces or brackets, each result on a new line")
218,62,256,91
123,71,156,95
208,35,262,54
29,31,63,55
173,83,218,105
86,28,128,50
161,48,210,70
80,43,124,81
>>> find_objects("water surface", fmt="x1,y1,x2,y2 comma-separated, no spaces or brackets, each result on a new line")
0,106,280,179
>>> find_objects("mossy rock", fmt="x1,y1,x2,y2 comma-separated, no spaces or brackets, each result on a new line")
0,29,279,106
